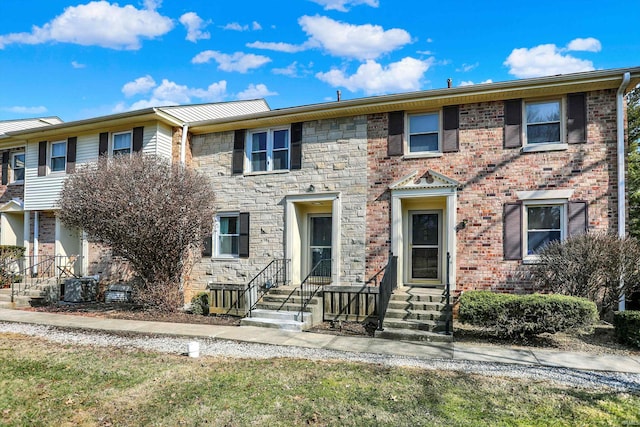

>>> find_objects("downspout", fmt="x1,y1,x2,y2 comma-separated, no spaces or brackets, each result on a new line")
180,123,189,166
33,211,39,276
617,72,631,311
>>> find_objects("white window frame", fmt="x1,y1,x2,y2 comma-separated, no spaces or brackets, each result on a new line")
49,140,67,173
405,111,441,157
214,212,240,258
112,131,132,157
245,127,291,173
522,200,567,261
10,151,25,183
523,98,567,152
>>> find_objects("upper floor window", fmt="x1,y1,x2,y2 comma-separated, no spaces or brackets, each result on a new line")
11,152,25,183
50,141,67,173
525,100,562,145
113,131,132,156
247,128,289,172
408,112,439,153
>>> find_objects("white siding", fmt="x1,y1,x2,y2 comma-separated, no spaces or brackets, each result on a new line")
143,123,172,159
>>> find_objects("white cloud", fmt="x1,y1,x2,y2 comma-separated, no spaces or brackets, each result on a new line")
71,61,86,69
122,75,157,97
458,79,493,86
117,78,228,111
252,21,262,30
246,41,307,53
179,12,210,42
316,57,433,95
456,62,478,72
223,22,248,31
273,61,299,77
143,0,162,10
567,37,602,52
0,1,174,50
309,0,379,12
299,15,411,60
504,43,596,78
3,106,48,114
191,50,271,73
236,83,278,100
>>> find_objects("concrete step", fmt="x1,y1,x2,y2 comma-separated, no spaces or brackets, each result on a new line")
262,294,320,305
375,327,453,343
240,316,307,332
387,300,447,311
384,308,449,321
255,301,313,312
245,309,301,322
390,292,447,303
382,318,449,333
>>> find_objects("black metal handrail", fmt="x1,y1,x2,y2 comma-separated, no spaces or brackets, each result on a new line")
241,259,290,317
444,252,452,335
299,258,331,320
10,255,83,303
376,255,398,331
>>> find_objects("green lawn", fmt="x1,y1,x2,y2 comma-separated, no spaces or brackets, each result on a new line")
0,332,638,426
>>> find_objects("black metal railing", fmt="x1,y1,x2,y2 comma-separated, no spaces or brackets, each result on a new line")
10,255,83,303
299,258,332,320
243,259,290,317
444,252,452,335
376,255,398,331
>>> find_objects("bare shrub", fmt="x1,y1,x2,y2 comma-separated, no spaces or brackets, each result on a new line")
528,233,640,318
58,153,215,311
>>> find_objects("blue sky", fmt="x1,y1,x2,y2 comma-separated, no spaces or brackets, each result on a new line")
0,0,638,122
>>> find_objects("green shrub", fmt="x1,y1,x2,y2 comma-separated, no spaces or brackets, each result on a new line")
458,291,598,338
613,311,640,348
190,292,210,316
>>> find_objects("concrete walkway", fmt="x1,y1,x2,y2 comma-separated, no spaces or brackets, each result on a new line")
1,308,639,374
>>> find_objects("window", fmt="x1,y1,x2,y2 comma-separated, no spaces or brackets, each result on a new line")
10,152,24,182
408,112,439,153
524,204,564,255
215,214,239,257
525,100,561,145
112,132,132,156
50,141,66,173
247,128,290,172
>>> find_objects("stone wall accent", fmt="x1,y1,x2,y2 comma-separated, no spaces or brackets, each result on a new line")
366,89,620,293
171,126,193,167
189,116,369,293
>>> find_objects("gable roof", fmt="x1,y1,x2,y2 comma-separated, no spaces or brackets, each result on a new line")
159,99,270,122
187,67,640,134
0,117,63,138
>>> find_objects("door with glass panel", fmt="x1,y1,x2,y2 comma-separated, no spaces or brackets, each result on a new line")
409,211,442,283
308,215,332,281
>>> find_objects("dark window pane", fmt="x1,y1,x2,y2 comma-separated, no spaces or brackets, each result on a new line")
411,248,439,279
526,101,560,123
273,129,289,149
310,217,332,246
251,152,267,171
220,216,238,234
412,214,439,246
51,143,66,157
527,123,561,144
252,132,267,151
528,230,561,254
528,206,561,229
409,133,438,152
13,168,24,181
219,236,239,255
113,133,131,151
51,157,66,172
410,113,438,133
272,150,289,170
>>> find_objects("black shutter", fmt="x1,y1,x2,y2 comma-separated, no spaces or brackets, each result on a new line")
239,212,250,258
291,122,303,170
66,137,77,173
99,132,109,156
504,202,522,260
567,93,587,144
232,129,246,175
202,233,213,257
133,126,144,152
387,111,404,156
1,151,9,185
568,201,588,236
504,99,522,148
38,141,47,177
442,105,460,153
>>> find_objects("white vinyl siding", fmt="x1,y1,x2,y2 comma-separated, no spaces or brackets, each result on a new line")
152,123,173,159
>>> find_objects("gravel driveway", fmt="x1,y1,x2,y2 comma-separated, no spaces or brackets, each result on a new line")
2,321,640,393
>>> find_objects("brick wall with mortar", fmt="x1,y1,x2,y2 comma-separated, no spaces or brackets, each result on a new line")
366,89,621,293
189,116,368,293
171,127,193,167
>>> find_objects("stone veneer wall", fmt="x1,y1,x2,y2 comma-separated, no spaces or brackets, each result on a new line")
189,116,368,293
366,89,620,293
